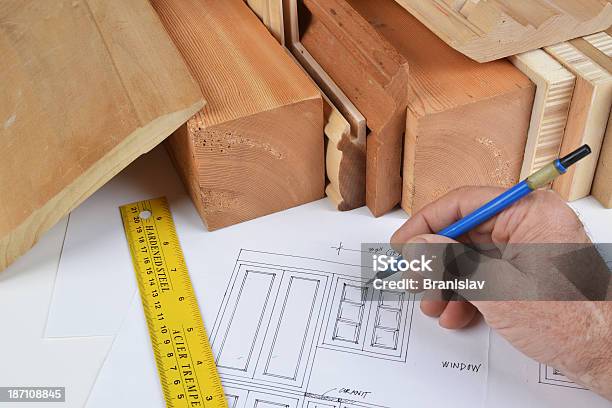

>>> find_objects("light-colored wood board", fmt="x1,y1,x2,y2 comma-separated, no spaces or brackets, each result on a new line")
284,0,367,210
545,42,612,201
575,31,612,207
592,112,612,207
301,0,410,216
349,0,535,214
510,50,576,179
245,0,285,44
323,99,367,210
0,0,204,271
393,0,612,62
571,32,612,74
152,0,325,230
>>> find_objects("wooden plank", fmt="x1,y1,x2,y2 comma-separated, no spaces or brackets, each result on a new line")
544,42,612,201
0,0,204,271
571,32,612,208
300,0,410,216
151,0,325,230
593,112,612,208
245,0,285,44
509,50,576,179
284,0,367,210
349,0,535,215
393,0,612,62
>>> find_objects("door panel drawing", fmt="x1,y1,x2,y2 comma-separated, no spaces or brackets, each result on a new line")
214,265,281,377
258,273,324,386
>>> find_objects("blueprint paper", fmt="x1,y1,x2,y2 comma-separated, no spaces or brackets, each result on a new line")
485,331,611,407
86,193,490,408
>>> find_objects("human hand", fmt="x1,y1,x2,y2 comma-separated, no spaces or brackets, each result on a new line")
391,187,612,399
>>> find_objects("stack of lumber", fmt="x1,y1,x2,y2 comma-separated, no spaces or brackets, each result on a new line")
151,0,325,230
298,0,535,216
0,0,204,271
300,0,411,217
3,0,612,270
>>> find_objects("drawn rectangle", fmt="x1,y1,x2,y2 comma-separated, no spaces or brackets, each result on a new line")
342,284,366,303
338,302,363,322
245,391,300,408
334,321,360,343
264,276,320,380
376,308,400,329
372,327,398,349
379,291,403,309
216,268,275,372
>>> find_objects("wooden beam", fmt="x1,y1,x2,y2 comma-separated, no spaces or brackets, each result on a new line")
509,50,576,179
300,0,410,216
284,0,367,210
151,0,325,230
349,0,535,215
0,0,204,271
244,0,285,44
544,42,612,201
392,0,612,62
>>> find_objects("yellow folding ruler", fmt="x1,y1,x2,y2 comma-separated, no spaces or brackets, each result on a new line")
120,197,226,408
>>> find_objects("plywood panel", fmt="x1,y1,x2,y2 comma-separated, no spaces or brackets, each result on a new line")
509,50,576,179
545,42,612,201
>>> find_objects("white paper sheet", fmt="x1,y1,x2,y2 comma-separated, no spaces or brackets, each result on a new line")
86,196,490,408
45,147,187,338
0,218,112,408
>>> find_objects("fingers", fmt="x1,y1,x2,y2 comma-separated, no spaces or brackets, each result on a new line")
420,299,447,317
439,302,478,329
391,186,507,249
421,300,478,329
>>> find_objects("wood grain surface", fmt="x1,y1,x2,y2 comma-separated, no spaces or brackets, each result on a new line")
393,0,612,62
152,0,325,230
350,0,535,214
0,0,204,270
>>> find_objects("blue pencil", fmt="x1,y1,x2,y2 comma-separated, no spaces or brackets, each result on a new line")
367,145,592,285
438,144,591,239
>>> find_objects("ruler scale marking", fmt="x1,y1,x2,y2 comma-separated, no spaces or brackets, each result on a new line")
120,197,227,408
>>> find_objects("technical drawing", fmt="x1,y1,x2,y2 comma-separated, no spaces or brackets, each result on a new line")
210,249,416,408
538,364,587,390
320,277,413,361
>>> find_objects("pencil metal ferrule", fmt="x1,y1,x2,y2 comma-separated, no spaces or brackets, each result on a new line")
526,160,566,190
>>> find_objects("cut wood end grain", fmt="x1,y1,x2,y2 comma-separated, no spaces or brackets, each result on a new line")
156,0,325,230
